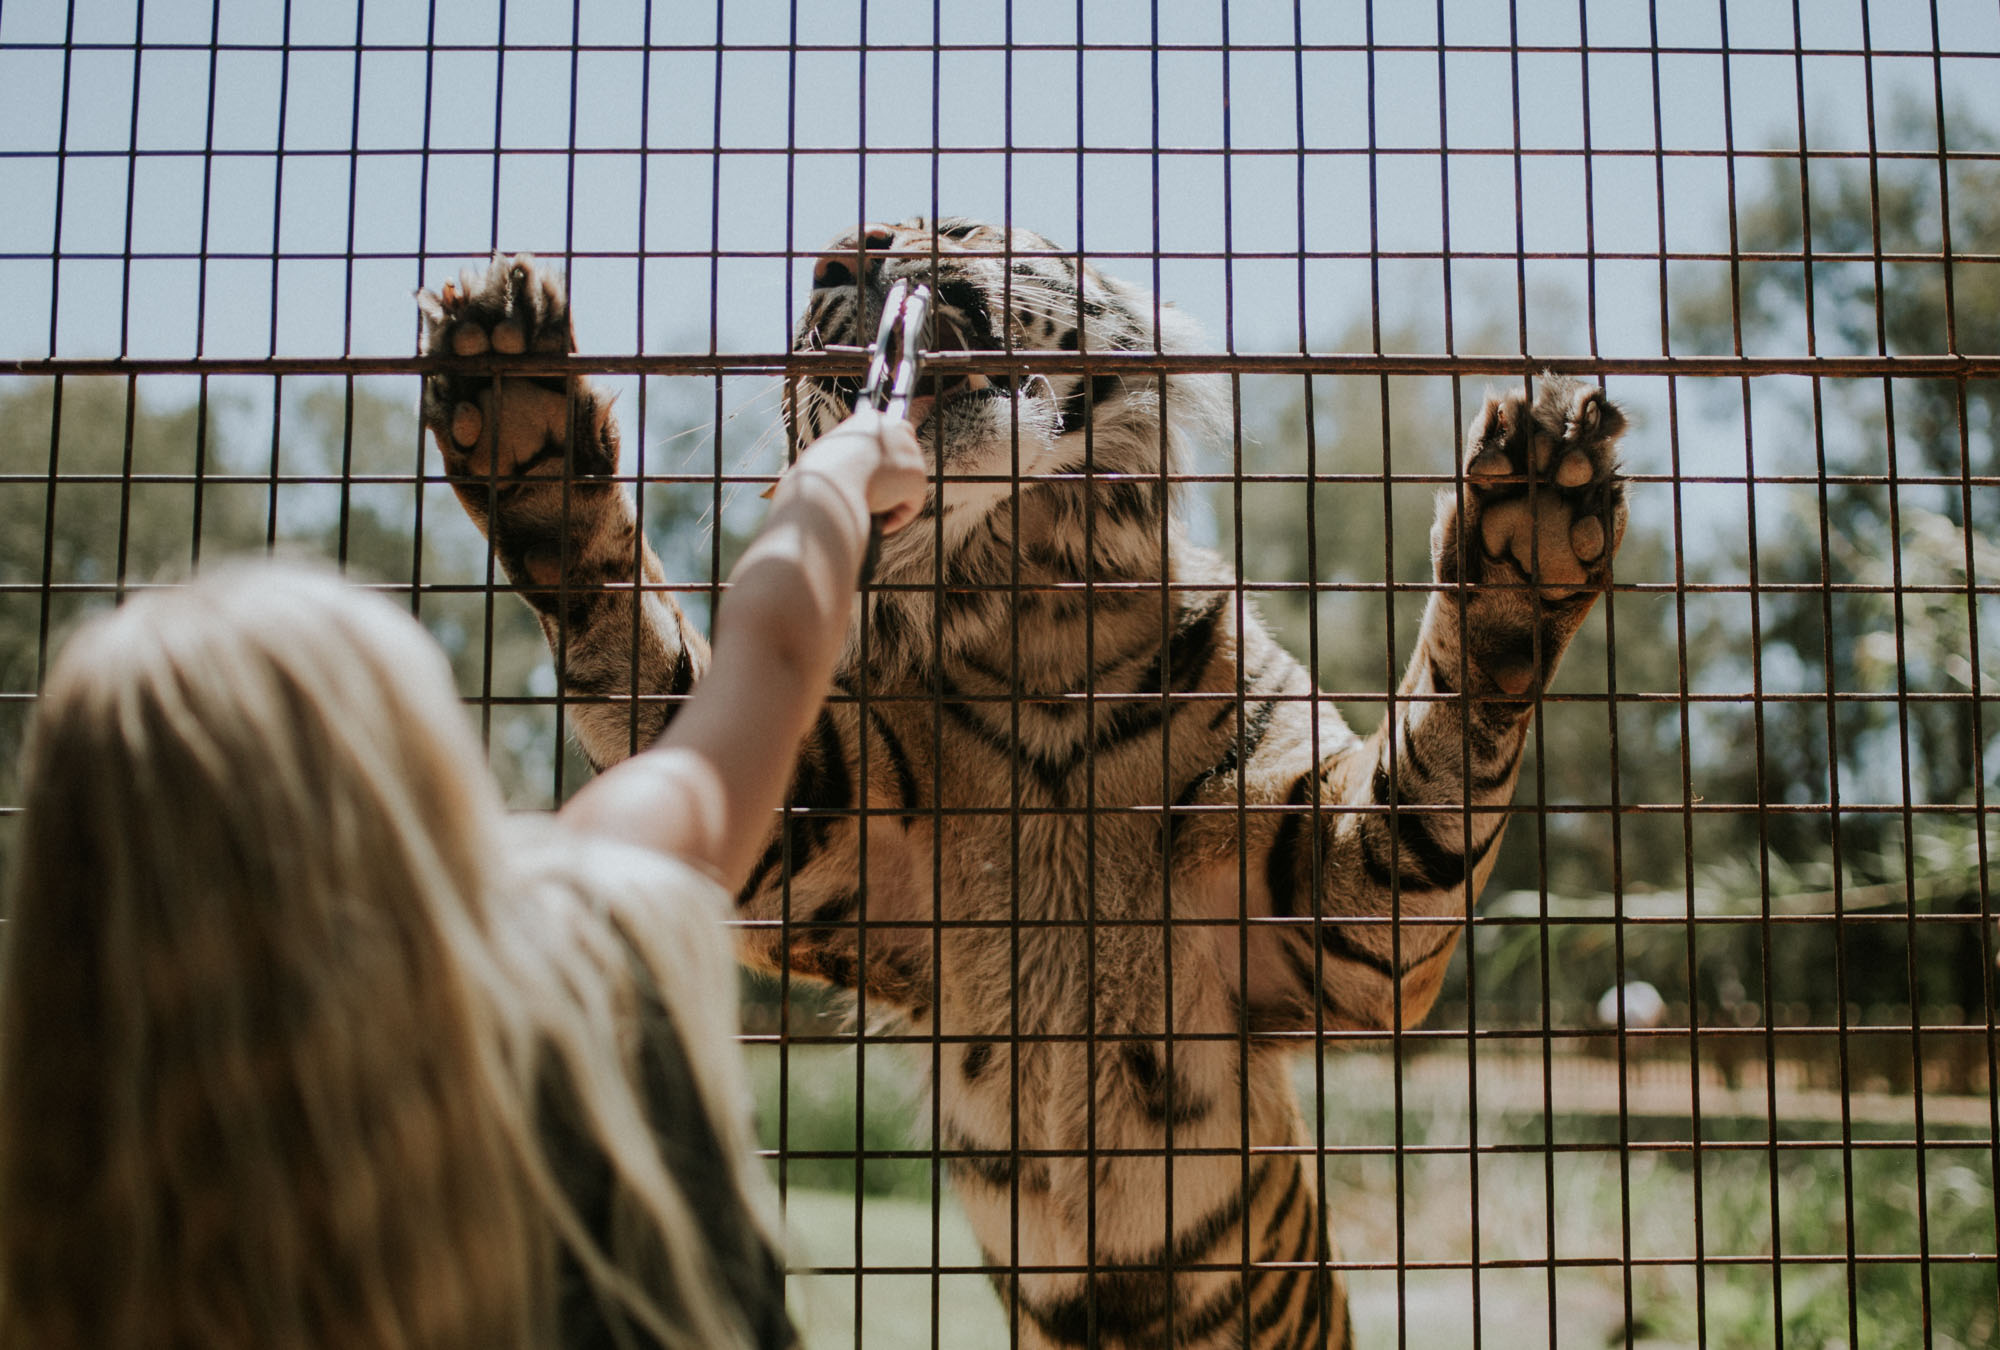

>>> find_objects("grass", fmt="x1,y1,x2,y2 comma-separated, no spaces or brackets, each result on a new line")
745,1043,1998,1348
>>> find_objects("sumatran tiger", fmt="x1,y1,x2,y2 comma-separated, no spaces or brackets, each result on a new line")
418,222,1628,1350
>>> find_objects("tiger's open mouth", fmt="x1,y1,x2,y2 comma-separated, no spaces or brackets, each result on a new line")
825,313,1029,432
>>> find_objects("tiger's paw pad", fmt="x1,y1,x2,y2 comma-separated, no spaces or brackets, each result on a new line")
417,253,611,480
1455,373,1627,602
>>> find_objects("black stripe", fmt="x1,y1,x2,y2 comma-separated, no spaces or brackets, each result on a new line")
1284,915,1461,983
1018,1286,1093,1346
1249,1263,1304,1341
1278,932,1365,1020
738,838,784,906
1357,820,1398,890
1176,698,1278,805
1284,1274,1329,1350
665,637,696,698
1397,723,1433,781
938,676,1076,796
940,1123,1041,1190
1262,1154,1306,1244
784,711,853,877
1467,696,1531,753
1153,1272,1248,1346
1145,593,1227,695
1369,760,1405,809
1288,923,1388,988
936,279,999,345
956,644,1012,687
940,584,999,632
863,591,915,669
1390,805,1505,892
1088,696,1181,756
1121,1042,1212,1127
1155,1158,1268,1270
742,711,856,903
1249,1169,1320,1337
940,670,1214,798
943,1144,1018,1190
1469,740,1528,794
1017,1160,1273,1346
517,431,569,475
1165,698,1282,851
1395,725,1523,798
1207,667,1274,728
1354,793,1508,895
802,890,859,928
936,675,1019,756
1265,772,1313,920
1096,476,1154,529
807,710,853,810
863,700,921,819
1282,1233,1334,1350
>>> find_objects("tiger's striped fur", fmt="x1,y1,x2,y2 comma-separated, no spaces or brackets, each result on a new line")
419,227,1627,1349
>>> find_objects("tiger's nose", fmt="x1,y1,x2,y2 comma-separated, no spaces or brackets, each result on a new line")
812,226,897,290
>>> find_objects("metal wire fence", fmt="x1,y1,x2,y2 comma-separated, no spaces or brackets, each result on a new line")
3,1,1999,1346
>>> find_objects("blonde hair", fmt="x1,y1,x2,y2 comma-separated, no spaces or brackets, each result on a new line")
0,564,776,1350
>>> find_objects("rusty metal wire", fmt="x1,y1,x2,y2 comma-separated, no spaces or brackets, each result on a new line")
2,1,1997,1346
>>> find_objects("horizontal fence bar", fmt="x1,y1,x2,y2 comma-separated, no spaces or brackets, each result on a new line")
7,38,2000,62
14,352,2000,380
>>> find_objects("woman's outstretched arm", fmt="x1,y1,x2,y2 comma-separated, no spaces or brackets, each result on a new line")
556,408,925,891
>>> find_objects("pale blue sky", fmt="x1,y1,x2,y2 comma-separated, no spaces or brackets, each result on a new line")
7,0,1994,362
2,0,1996,504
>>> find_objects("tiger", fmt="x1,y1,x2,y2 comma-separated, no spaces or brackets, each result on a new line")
416,222,1628,1350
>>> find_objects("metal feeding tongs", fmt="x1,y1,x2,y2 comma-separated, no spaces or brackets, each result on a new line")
853,279,931,582
859,278,933,425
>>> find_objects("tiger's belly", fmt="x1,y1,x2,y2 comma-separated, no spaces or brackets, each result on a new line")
911,803,1303,1340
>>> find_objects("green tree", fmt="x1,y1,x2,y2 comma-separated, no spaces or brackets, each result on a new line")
1665,98,2000,1027
1677,98,2000,846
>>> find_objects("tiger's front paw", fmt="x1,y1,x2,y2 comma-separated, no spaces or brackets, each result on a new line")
417,253,618,483
1434,373,1628,695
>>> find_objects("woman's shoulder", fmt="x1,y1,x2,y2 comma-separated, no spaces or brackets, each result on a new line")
500,817,734,927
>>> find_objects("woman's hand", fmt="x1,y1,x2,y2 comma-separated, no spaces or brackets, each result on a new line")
778,407,928,535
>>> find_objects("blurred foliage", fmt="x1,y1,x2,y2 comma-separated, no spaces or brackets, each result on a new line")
1675,96,2000,843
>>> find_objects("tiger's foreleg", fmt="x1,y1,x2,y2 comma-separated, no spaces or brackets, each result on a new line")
419,255,931,1007
1258,374,1628,1032
418,253,709,771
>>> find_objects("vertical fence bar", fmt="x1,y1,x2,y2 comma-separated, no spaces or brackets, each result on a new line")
1654,3,1711,1340
1862,0,1936,1325
1289,5,1336,1342
407,0,441,623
